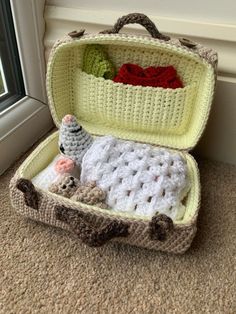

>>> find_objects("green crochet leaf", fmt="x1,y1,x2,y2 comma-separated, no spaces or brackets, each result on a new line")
82,44,116,79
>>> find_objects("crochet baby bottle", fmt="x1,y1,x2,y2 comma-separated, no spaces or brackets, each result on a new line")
59,114,93,166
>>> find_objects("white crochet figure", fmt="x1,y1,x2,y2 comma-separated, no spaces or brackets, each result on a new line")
80,136,190,220
32,155,80,190
59,114,93,166
59,115,190,220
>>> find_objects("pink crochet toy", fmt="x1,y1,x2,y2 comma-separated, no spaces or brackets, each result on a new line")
32,155,80,190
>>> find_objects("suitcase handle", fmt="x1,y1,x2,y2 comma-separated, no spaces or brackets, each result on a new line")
55,205,130,247
100,13,170,41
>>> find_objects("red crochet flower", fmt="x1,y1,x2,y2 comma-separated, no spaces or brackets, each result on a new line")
113,64,183,89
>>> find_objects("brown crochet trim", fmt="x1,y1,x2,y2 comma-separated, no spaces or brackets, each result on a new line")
55,206,130,247
100,13,170,41
16,178,39,210
68,29,85,38
149,214,174,241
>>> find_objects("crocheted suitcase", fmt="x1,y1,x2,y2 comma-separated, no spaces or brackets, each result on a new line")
9,13,217,253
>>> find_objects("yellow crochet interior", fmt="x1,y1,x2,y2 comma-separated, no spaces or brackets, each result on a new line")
18,131,200,225
17,34,216,224
47,35,215,150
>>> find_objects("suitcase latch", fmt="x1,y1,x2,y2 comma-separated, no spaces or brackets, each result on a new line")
179,37,197,48
68,29,85,39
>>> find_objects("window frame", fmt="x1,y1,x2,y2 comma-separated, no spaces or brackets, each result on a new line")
0,0,53,174
0,0,25,111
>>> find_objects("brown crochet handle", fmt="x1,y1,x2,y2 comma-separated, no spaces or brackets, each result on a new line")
55,206,130,247
100,12,170,41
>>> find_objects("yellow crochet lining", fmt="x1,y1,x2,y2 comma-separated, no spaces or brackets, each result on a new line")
18,131,200,225
18,34,215,225
47,35,215,150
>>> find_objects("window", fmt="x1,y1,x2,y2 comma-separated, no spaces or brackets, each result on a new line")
0,57,7,96
0,0,25,112
0,0,52,174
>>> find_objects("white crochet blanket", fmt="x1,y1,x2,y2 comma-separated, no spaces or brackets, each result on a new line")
81,136,190,220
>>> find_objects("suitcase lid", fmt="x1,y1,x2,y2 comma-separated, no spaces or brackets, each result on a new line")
46,13,217,151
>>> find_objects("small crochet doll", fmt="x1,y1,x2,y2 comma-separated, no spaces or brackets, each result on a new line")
49,173,80,198
32,155,80,190
71,181,109,209
49,174,109,209
82,44,116,79
59,114,93,166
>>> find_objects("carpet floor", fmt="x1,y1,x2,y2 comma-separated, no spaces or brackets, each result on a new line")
0,146,235,314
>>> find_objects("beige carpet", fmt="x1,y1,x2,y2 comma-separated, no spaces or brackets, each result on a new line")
0,147,235,314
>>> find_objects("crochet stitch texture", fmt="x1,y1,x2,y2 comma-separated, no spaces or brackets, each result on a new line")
113,64,183,89
82,44,116,79
59,114,93,166
81,136,190,220
71,181,109,209
49,174,109,209
32,155,79,190
49,173,80,198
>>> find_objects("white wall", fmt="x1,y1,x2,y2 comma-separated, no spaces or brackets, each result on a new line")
47,0,236,24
